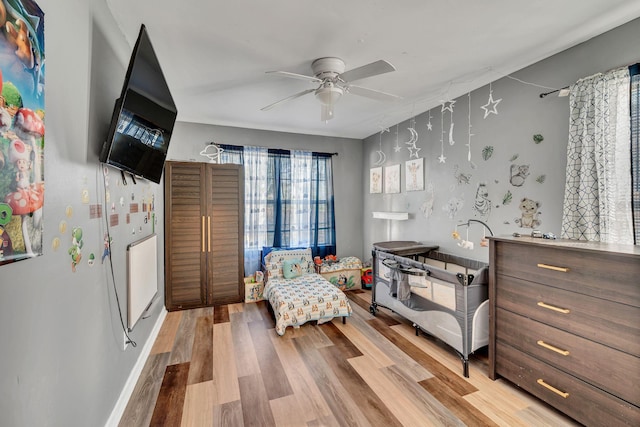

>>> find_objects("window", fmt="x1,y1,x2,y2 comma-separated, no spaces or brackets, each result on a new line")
220,145,336,273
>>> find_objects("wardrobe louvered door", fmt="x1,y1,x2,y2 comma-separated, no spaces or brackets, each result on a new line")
164,162,244,311
206,165,244,305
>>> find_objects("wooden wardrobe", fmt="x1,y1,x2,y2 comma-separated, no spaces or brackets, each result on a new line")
164,161,244,310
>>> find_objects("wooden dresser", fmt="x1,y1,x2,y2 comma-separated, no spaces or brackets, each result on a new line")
488,236,640,426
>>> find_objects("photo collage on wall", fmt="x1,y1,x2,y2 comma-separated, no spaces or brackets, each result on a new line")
0,0,45,265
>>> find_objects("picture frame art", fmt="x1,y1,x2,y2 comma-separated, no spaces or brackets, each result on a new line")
384,164,400,194
405,158,424,191
370,167,382,194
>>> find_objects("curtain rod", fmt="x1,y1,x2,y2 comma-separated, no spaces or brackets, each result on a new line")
218,143,337,157
540,62,640,98
539,86,569,98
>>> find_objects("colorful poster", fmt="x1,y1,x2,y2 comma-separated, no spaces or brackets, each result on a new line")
0,0,45,265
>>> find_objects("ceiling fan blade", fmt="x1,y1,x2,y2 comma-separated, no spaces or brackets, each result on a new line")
266,70,322,83
338,60,396,83
320,104,334,122
347,85,402,102
261,88,316,111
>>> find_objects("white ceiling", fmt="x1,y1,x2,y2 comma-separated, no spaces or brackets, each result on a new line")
106,0,640,139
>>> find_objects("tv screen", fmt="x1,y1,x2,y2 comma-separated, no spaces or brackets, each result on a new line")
100,24,177,184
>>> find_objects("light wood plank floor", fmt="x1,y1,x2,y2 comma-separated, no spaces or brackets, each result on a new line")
119,289,581,427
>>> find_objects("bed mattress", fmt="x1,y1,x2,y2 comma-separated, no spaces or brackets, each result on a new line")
264,273,352,335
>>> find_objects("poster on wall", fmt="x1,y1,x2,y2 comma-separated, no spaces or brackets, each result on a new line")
370,167,382,194
0,0,45,265
405,158,424,191
384,164,400,194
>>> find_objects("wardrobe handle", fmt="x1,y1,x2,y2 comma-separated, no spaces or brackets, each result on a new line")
537,340,570,356
201,216,205,253
207,216,211,252
536,379,569,398
537,301,571,314
537,263,569,273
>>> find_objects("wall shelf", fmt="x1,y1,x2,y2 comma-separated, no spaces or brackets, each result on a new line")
372,211,409,220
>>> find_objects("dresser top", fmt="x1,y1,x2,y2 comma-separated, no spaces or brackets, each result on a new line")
489,235,640,257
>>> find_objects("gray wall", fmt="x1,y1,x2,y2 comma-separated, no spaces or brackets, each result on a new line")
167,122,364,259
0,2,637,426
1,2,166,426
363,18,640,263
0,3,363,425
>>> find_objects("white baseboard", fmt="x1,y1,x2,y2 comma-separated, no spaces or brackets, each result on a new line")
105,307,167,427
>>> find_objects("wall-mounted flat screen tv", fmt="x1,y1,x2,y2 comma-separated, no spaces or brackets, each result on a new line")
100,24,177,184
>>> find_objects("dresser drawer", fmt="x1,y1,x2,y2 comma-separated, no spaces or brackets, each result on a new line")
496,342,640,427
494,241,640,307
497,308,640,406
495,275,640,356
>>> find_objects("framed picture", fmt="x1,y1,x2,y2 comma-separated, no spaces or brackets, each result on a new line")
405,158,424,191
369,167,382,193
384,164,400,194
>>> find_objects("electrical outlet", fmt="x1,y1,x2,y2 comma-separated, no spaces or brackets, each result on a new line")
122,331,129,350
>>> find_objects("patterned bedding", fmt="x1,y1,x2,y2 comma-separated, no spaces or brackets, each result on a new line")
264,273,352,336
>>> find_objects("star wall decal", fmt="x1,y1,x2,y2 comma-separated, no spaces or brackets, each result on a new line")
438,154,447,163
481,90,501,118
426,110,433,131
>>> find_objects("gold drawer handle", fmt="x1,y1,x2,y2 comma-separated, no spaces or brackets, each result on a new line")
537,263,569,273
537,301,571,314
537,340,570,356
537,379,569,398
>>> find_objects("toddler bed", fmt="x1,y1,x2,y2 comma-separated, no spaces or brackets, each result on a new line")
263,248,352,335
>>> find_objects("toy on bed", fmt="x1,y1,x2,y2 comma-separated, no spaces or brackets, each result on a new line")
262,248,352,335
317,256,363,290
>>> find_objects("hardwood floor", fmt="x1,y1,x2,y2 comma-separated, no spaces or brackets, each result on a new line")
119,289,581,427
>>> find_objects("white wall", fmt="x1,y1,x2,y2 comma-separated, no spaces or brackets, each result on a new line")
363,18,640,263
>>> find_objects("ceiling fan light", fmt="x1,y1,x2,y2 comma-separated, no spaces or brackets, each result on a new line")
315,85,343,106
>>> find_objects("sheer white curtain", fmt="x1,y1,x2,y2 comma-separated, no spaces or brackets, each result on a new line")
290,150,313,247
242,146,269,273
561,67,634,243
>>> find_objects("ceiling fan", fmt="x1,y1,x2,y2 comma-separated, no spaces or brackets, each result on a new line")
261,57,401,121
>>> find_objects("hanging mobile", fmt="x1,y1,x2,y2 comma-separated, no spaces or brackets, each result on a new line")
393,124,402,153
480,228,489,247
438,105,446,163
481,81,502,119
